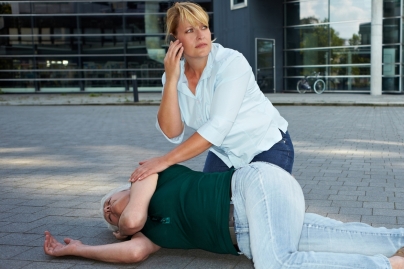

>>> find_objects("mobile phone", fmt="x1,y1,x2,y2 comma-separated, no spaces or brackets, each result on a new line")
169,34,184,60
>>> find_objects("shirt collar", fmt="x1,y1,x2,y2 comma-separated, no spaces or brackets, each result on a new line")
178,44,215,96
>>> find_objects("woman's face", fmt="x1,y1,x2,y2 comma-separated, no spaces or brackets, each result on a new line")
175,19,211,59
103,190,129,226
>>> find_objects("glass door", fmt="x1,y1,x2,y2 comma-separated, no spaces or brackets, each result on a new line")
255,38,275,93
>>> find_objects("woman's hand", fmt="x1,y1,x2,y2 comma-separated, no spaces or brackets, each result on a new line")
44,231,82,257
129,156,170,183
164,40,183,83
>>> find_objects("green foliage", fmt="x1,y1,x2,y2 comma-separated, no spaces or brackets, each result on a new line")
0,3,11,14
89,93,102,97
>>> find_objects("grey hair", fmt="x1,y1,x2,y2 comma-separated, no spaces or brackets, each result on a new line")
99,183,131,232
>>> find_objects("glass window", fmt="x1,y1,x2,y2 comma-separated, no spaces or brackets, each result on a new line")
285,47,371,66
36,57,79,70
231,0,247,10
82,35,125,54
76,2,122,14
39,79,79,88
32,2,75,14
382,46,400,63
0,2,12,14
36,36,80,55
0,2,31,14
84,79,126,88
3,16,31,29
383,18,400,44
284,77,370,92
286,0,371,26
384,0,400,17
285,1,328,26
0,37,34,54
0,79,36,89
286,21,370,49
125,14,165,35
330,0,371,22
33,16,78,33
82,56,124,70
382,77,399,91
81,15,124,33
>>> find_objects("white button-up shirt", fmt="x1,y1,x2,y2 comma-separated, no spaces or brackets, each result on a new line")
156,43,288,169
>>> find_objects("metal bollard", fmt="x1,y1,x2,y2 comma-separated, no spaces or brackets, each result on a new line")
132,75,139,102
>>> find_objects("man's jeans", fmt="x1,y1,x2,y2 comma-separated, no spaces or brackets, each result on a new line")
231,162,401,269
203,130,294,174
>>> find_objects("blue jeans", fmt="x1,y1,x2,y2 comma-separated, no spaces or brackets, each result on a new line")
203,130,294,174
231,162,400,269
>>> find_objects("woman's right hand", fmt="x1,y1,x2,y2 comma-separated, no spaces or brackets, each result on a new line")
164,40,184,82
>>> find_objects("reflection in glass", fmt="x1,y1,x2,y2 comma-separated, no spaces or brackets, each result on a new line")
286,0,371,26
0,0,213,92
82,35,125,54
382,77,399,91
383,19,400,44
286,47,371,67
32,2,75,14
76,2,122,14
84,79,125,88
36,57,79,70
384,0,400,17
285,77,370,92
286,21,371,49
40,79,79,88
330,0,371,23
82,56,124,70
285,1,328,26
285,66,370,78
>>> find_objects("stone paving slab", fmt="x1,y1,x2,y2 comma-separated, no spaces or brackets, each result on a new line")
1,92,404,106
1,105,404,268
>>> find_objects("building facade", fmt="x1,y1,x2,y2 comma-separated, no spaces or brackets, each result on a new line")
0,1,213,93
0,0,402,94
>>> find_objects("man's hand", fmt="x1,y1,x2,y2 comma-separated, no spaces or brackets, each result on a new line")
129,156,170,183
44,231,82,257
113,231,128,240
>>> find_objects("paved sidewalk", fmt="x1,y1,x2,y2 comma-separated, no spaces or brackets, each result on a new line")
1,104,404,268
1,92,404,106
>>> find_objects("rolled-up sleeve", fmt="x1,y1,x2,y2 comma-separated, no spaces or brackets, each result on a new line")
197,55,251,146
155,116,185,144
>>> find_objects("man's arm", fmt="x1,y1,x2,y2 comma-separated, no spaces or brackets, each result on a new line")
44,231,160,263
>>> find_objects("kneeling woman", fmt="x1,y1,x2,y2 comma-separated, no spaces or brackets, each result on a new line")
45,163,404,269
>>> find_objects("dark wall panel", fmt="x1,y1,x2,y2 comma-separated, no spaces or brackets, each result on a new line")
213,0,284,92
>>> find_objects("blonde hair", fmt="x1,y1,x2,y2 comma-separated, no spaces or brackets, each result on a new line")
165,2,210,43
99,183,131,232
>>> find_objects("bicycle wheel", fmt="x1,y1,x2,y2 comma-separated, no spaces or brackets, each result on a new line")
296,80,306,94
313,79,325,94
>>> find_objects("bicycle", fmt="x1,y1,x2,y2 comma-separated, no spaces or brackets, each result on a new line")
296,72,326,94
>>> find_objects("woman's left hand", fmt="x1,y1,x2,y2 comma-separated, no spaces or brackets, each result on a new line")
129,156,170,183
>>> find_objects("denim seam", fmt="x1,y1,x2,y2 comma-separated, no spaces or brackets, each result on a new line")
302,223,404,237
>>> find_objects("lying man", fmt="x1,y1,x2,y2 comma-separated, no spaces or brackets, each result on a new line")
45,162,404,269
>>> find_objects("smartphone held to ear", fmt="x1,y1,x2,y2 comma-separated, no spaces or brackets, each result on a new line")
169,34,184,60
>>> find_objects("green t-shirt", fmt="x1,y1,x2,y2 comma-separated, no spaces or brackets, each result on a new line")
141,164,238,255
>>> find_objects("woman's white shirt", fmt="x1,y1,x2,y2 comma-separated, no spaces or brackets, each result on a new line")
156,43,288,169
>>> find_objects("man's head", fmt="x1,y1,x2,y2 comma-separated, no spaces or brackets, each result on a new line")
100,183,131,231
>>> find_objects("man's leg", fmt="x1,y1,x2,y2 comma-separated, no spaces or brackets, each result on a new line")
299,213,404,257
232,163,391,269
